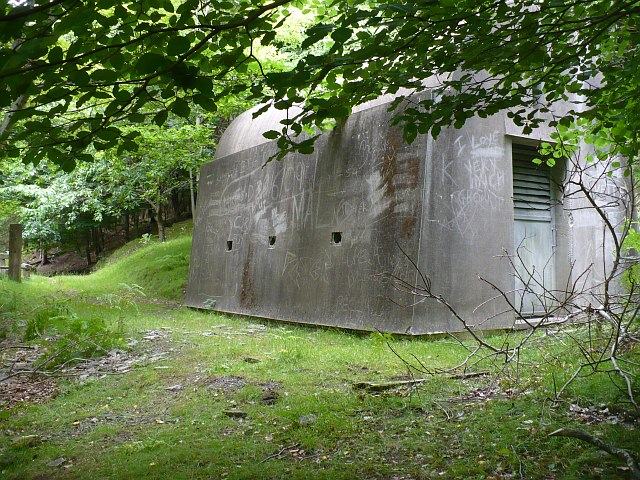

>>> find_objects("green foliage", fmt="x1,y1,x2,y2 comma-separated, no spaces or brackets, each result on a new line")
258,1,640,162
139,233,154,245
369,330,395,345
0,198,21,250
96,283,145,315
2,1,636,169
1,277,127,372
623,222,640,287
22,301,125,369
0,284,17,340
55,223,193,301
0,0,310,167
94,121,214,230
0,159,100,249
0,116,212,250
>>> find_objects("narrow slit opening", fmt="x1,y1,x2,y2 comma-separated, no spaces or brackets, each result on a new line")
226,240,233,251
268,236,276,248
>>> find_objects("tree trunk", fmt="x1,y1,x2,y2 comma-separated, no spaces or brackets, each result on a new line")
38,241,49,266
124,213,130,241
134,213,139,238
85,233,92,266
0,95,29,148
93,228,100,258
8,224,22,282
99,226,105,251
154,204,166,242
170,192,179,224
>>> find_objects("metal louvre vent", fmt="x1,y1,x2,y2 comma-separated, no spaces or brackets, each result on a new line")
513,144,552,221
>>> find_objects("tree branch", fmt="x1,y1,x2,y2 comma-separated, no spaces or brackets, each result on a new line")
0,0,68,22
549,428,640,479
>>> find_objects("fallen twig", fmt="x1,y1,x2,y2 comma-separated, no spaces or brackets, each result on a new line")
549,427,640,479
259,443,302,464
353,372,488,391
0,345,36,352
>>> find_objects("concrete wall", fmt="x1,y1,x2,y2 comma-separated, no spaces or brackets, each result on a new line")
186,95,621,334
414,116,515,332
186,100,428,332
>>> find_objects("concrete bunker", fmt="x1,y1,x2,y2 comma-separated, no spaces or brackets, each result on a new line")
185,95,621,334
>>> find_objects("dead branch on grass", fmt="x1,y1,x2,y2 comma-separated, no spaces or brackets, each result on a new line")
352,372,488,392
374,152,640,478
549,428,640,479
380,153,639,410
0,333,124,383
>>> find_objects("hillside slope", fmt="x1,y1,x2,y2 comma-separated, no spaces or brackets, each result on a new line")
54,221,193,302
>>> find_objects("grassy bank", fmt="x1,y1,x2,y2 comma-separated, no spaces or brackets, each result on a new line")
0,224,638,479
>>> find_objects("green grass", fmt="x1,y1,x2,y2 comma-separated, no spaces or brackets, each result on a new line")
50,222,193,301
0,222,638,479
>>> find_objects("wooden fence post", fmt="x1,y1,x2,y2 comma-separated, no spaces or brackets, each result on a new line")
8,223,22,282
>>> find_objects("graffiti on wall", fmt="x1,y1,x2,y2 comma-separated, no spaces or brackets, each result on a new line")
439,130,507,238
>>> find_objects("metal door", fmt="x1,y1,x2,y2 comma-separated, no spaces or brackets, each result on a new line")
512,144,555,315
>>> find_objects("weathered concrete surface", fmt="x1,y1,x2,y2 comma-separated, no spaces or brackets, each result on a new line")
414,117,515,331
187,100,428,332
186,94,622,334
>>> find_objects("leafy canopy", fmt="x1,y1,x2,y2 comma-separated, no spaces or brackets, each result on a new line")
0,116,213,248
0,0,308,169
0,0,638,167
263,0,639,162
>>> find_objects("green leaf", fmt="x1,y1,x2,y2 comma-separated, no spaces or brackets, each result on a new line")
48,46,63,64
170,98,190,118
60,157,77,172
161,88,175,100
193,94,217,111
136,53,166,74
297,143,315,154
91,69,118,83
331,27,352,44
171,63,199,88
301,23,332,50
261,31,277,46
96,128,121,141
262,130,280,140
403,124,418,143
109,53,126,71
127,113,146,123
69,69,91,86
163,0,174,12
115,89,131,102
167,36,192,57
0,88,11,109
153,110,169,126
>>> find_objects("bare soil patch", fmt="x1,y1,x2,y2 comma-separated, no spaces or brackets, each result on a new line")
0,329,177,411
